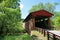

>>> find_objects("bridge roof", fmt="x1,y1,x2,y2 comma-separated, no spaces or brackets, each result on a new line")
23,10,53,22
32,10,53,17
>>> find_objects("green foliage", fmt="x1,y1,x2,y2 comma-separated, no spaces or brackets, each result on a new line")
0,0,30,40
2,8,22,33
0,34,32,40
51,12,60,30
29,2,45,12
45,3,55,13
0,0,20,8
0,12,7,33
0,0,23,34
37,2,45,10
29,2,58,13
54,12,60,26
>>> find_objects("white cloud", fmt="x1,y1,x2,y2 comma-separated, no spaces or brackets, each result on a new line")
19,3,24,9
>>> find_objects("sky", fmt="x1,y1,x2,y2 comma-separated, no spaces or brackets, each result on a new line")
20,0,60,19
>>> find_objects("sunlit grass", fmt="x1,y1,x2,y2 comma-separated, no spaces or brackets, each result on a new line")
31,30,47,40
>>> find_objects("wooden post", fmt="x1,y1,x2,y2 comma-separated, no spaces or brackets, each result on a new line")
48,18,50,29
38,28,40,33
47,31,49,40
44,29,45,37
42,28,43,34
53,34,56,40
33,17,35,29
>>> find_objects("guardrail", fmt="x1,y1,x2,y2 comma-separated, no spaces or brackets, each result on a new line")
35,27,60,40
35,27,47,36
47,31,60,40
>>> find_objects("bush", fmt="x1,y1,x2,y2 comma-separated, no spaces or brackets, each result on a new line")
0,33,32,40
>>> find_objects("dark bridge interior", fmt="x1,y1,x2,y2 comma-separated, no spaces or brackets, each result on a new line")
35,16,48,29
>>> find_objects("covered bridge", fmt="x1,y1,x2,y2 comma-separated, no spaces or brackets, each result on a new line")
23,10,53,34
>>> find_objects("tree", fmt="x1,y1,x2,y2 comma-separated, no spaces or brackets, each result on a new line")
45,2,58,13
0,12,7,33
0,0,20,8
29,2,58,13
53,12,60,26
29,2,45,12
0,0,23,34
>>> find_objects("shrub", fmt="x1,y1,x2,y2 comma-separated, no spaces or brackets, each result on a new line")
0,33,32,40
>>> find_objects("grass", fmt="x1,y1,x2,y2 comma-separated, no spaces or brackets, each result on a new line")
0,30,48,40
31,30,47,40
0,33,32,40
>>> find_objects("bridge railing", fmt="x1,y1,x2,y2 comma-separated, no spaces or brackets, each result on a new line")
34,27,60,40
35,27,47,36
47,31,60,40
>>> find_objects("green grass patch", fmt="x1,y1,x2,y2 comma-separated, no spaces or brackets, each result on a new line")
0,33,32,40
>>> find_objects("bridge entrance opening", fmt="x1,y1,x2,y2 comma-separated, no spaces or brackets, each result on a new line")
35,16,48,29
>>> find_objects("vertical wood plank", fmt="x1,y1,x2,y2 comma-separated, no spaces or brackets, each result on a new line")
53,34,56,40
47,31,49,40
44,29,45,37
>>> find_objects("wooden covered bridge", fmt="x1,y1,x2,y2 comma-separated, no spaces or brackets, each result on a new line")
23,10,53,34
23,10,60,40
